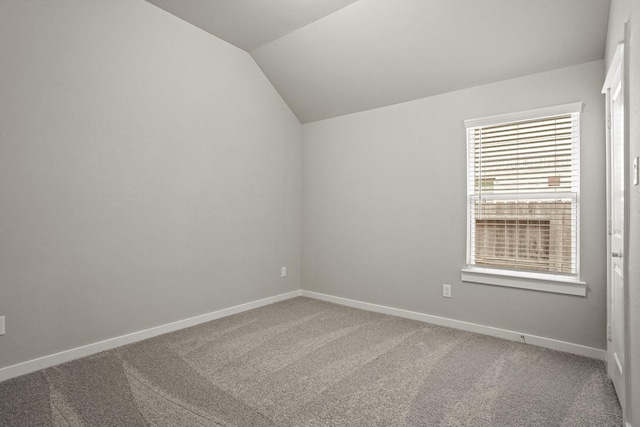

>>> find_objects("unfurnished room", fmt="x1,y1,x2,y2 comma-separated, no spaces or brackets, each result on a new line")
0,0,639,426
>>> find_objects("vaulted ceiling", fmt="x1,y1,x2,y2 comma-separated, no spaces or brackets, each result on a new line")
145,0,611,123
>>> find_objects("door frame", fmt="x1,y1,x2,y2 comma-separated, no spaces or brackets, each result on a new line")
602,30,631,423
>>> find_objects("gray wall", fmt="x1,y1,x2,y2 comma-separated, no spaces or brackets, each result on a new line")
0,0,302,369
606,0,640,423
302,60,606,350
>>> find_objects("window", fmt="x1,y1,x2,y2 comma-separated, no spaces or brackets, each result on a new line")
461,103,586,296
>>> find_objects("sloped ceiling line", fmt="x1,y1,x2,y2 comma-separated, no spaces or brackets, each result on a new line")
145,0,611,123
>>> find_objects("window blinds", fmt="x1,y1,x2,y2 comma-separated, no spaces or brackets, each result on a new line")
466,106,581,276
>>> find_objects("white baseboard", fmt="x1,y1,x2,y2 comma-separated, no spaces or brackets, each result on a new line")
0,290,302,383
301,290,606,361
0,288,607,383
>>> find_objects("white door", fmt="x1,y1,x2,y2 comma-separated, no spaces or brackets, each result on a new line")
604,43,627,415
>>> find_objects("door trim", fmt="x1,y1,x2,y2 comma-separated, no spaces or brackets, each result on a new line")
602,30,631,422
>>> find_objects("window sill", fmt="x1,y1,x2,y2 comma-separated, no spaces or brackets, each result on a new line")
460,267,586,296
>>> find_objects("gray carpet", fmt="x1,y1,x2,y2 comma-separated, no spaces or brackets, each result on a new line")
0,297,623,426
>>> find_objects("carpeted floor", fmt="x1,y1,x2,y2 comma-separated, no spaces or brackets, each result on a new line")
0,297,623,426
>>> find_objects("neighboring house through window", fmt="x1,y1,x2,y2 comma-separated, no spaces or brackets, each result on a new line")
461,103,587,296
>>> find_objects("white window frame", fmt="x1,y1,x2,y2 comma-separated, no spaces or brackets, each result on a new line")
461,103,587,296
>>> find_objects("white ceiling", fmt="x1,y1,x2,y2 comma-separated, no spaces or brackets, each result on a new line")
144,0,359,51
145,0,611,124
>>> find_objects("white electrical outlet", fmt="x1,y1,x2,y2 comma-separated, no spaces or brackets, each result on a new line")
443,284,452,298
0,316,5,336
281,267,287,278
